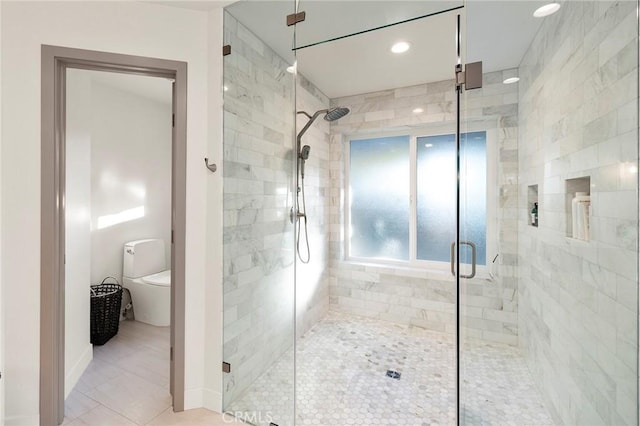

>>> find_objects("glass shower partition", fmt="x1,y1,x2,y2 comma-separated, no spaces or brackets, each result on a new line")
458,1,639,425
293,3,462,425
221,1,640,425
221,4,298,425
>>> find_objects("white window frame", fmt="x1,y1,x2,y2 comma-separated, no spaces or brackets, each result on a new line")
343,123,498,277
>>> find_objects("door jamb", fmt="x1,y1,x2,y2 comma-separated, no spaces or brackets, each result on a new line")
40,45,187,425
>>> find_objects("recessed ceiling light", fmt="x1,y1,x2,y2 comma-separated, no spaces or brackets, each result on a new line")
223,85,229,92
391,41,411,54
424,143,433,148
413,108,424,114
503,77,520,84
286,61,297,74
533,3,560,17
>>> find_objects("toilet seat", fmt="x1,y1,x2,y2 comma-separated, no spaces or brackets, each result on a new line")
141,269,171,287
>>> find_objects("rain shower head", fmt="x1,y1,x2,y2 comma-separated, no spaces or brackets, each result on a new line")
324,107,350,122
296,106,351,143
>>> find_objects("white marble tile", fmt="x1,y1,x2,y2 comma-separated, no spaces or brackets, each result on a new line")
227,311,552,426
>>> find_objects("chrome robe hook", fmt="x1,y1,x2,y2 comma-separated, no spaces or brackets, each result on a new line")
204,158,217,173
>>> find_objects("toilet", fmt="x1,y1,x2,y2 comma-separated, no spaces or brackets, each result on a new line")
122,239,171,327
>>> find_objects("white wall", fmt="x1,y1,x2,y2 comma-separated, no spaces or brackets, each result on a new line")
89,78,172,284
64,70,93,399
0,2,221,423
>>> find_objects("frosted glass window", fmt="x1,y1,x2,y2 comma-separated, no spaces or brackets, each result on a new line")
416,134,456,263
349,136,410,260
347,131,487,266
460,132,487,266
416,132,486,265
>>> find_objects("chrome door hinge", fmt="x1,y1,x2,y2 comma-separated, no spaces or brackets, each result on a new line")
170,347,174,361
286,11,306,26
222,362,231,373
456,61,483,90
172,114,175,127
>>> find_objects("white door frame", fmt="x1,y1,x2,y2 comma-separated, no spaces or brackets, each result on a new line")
40,45,187,425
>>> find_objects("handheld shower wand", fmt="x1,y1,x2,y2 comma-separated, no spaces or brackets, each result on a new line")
294,107,350,263
300,145,311,178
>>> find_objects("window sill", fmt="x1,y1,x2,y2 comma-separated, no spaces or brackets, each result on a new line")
340,258,494,283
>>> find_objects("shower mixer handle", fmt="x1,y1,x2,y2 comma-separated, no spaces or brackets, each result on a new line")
289,207,306,223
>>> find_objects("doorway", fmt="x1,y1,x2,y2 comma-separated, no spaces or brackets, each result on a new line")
40,46,187,425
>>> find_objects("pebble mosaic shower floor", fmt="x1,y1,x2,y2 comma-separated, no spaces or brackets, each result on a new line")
226,311,554,426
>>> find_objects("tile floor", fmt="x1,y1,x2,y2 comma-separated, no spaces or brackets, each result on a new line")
227,311,554,426
64,320,247,425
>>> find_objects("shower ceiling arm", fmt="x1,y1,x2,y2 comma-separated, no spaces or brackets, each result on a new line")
296,109,328,146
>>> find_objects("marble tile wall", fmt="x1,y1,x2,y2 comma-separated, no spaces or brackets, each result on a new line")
328,71,521,345
517,1,638,424
222,13,296,408
295,75,332,337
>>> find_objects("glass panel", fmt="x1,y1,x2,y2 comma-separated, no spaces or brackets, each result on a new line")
222,5,297,425
294,0,463,50
459,2,639,426
295,9,459,426
224,1,296,68
348,136,410,260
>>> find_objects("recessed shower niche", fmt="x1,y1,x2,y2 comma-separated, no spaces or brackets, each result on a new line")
565,176,591,241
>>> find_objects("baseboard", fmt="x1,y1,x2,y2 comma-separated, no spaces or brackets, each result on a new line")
183,388,204,410
5,414,40,426
203,388,222,413
64,344,92,399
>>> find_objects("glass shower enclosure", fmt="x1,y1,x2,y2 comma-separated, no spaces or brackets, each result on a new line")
222,1,639,425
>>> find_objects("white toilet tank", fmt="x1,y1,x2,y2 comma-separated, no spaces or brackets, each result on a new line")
123,239,166,278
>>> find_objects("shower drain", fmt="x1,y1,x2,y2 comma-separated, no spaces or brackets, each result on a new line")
386,370,401,379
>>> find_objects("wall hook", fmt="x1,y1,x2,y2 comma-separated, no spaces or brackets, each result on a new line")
204,158,217,173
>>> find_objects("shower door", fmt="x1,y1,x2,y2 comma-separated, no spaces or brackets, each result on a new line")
458,2,640,425
293,3,464,425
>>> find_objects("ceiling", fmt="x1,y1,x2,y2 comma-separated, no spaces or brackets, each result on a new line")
296,11,457,98
146,0,551,98
222,0,549,98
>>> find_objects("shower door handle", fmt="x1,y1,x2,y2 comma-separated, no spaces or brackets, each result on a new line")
450,241,477,279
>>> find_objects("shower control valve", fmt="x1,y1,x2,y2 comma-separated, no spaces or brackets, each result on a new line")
289,207,306,223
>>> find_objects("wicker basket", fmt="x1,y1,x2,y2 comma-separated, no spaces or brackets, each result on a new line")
90,277,123,346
